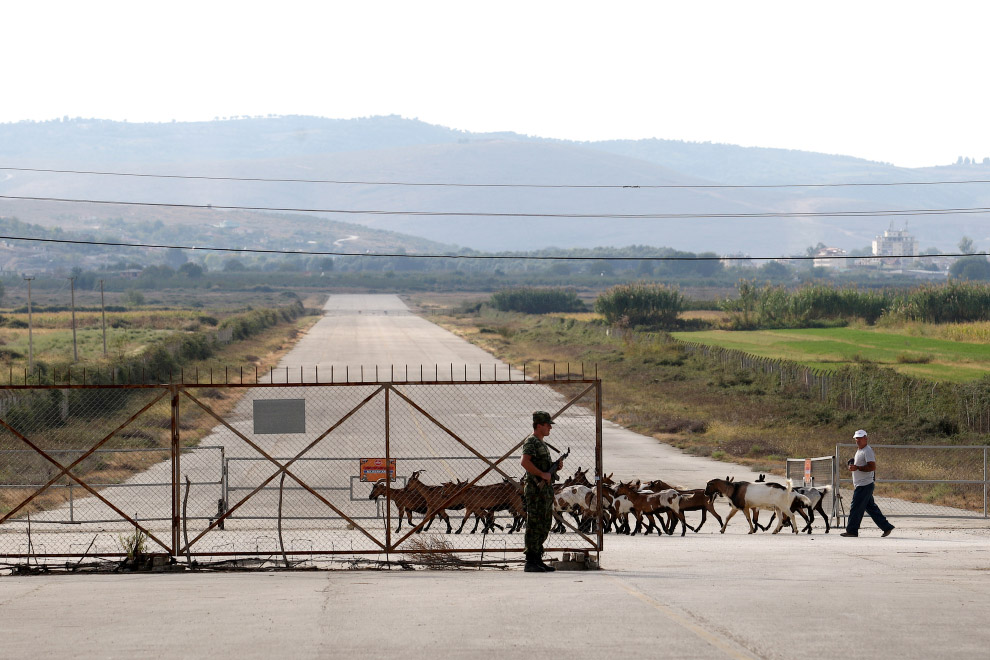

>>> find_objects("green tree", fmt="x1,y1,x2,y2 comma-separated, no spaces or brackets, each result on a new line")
759,261,790,279
123,289,145,307
178,262,204,278
958,236,975,254
949,256,990,281
164,248,188,268
693,252,724,277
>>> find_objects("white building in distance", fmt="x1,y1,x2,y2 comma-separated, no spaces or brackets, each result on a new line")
872,223,917,261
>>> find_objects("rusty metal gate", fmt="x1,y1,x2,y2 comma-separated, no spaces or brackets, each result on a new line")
0,377,602,564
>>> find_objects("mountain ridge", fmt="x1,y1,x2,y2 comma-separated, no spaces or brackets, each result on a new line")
1,116,988,254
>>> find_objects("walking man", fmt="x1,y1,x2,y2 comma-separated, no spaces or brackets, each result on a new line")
520,410,563,573
842,429,895,538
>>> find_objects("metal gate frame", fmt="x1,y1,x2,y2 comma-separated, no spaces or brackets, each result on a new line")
1,378,603,560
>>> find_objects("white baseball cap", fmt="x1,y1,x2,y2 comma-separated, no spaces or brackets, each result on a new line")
853,429,868,438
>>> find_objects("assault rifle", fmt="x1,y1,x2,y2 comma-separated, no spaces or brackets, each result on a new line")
547,446,570,485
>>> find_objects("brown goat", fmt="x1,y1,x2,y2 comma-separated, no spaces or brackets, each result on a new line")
368,479,428,533
674,488,723,532
455,480,524,534
405,471,466,534
615,481,688,536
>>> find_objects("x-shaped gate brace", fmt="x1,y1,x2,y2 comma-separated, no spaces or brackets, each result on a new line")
385,381,601,550
180,385,389,554
0,387,173,554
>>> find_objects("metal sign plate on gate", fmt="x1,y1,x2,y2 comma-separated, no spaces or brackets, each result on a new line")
360,458,396,482
253,399,306,434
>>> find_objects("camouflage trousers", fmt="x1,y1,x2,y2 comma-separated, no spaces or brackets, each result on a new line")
523,481,554,554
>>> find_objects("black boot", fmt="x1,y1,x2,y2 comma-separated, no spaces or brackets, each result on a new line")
539,553,556,572
524,552,546,573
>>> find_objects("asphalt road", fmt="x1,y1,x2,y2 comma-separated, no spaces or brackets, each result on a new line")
2,294,988,660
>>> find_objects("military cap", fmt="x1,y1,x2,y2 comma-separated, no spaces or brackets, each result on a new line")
533,411,553,425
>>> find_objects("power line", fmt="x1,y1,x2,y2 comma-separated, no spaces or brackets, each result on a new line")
3,165,990,190
0,233,981,262
2,194,990,219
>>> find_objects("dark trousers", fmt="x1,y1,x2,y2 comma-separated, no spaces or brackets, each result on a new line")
846,482,893,534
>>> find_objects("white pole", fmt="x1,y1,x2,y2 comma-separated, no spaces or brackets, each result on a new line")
24,276,34,373
100,279,107,357
69,277,78,362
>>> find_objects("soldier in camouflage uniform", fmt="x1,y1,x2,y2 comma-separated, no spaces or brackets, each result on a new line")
520,410,562,573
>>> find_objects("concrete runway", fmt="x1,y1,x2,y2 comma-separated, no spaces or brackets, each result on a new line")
2,294,989,659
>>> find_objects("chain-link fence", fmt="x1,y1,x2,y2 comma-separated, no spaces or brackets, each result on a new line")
1,379,602,564
835,443,989,520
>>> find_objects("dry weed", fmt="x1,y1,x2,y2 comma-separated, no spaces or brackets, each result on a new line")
404,535,465,570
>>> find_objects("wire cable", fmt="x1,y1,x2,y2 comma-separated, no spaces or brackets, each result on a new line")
2,194,990,219
3,165,990,190
0,233,981,262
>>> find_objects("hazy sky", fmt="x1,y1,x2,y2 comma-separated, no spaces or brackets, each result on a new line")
6,1,988,168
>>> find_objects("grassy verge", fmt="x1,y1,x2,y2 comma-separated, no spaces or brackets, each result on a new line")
671,327,990,383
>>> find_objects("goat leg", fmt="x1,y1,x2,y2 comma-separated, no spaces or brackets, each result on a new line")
692,508,706,533
720,507,739,534
743,507,757,534
753,510,773,532
816,501,830,533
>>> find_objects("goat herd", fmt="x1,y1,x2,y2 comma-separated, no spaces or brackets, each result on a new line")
369,468,834,536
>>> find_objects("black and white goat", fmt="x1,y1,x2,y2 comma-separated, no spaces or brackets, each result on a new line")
704,476,811,534
754,483,833,534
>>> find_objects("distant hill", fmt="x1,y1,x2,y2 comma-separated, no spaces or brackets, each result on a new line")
1,116,988,255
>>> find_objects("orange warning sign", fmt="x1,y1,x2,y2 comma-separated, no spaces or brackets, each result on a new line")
360,458,397,482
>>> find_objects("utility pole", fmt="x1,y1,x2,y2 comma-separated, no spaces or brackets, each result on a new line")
23,276,34,373
69,276,78,362
100,279,107,357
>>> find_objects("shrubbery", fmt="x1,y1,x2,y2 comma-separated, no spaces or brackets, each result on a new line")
594,283,685,328
489,288,585,314
724,280,990,328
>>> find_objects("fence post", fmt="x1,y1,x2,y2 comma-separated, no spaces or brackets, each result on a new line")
385,385,392,553
171,385,181,556
833,443,841,527
596,378,604,554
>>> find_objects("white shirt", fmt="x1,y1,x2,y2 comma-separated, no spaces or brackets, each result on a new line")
852,444,876,487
